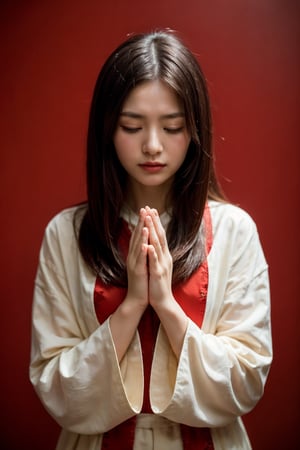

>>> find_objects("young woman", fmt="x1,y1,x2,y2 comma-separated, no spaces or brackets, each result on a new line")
30,30,272,450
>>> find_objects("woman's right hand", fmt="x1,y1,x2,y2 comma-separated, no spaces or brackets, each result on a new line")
125,208,149,309
110,208,149,362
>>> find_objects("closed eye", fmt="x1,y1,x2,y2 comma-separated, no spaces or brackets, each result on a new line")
164,127,184,134
120,126,142,133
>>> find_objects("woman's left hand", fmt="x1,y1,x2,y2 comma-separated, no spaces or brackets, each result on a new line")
144,206,188,358
144,207,174,309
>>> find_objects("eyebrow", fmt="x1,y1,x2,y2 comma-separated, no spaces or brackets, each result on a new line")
119,111,185,119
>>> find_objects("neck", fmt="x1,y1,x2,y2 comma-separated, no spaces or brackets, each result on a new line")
125,182,171,215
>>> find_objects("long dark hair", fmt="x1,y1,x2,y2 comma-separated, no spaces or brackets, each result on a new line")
75,30,225,286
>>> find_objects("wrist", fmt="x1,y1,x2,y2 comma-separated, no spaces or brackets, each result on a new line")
153,299,189,359
154,298,188,329
120,295,147,318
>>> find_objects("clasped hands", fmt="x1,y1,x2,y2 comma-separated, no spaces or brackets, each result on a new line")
126,206,174,312
112,206,187,360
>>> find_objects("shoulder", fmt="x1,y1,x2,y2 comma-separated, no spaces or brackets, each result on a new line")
44,204,86,239
207,201,268,276
36,205,88,276
208,200,257,235
39,205,87,263
207,200,264,259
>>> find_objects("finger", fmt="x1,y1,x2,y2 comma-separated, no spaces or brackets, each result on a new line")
127,227,149,277
134,241,149,274
137,227,149,265
128,208,147,256
147,244,159,273
151,208,167,249
145,214,163,260
145,208,167,252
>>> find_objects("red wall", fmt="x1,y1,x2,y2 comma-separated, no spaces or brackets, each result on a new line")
1,1,299,448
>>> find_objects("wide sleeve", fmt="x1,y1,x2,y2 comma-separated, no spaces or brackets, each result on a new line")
29,211,143,435
150,206,272,427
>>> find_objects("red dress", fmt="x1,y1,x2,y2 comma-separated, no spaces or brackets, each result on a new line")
94,206,214,449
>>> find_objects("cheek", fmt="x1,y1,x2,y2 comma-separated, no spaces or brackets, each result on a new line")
174,135,191,158
113,134,131,161
174,136,191,168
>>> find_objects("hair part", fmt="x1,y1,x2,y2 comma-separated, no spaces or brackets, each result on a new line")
75,30,226,286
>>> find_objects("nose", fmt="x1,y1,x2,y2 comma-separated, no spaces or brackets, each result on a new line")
142,128,163,155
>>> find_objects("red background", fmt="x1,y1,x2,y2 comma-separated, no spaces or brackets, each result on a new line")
1,0,299,448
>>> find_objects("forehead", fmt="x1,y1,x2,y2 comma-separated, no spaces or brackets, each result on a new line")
121,80,184,116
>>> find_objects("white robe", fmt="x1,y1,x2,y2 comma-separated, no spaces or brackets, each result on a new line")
29,200,272,450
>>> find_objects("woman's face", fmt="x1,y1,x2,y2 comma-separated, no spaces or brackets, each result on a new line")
113,80,191,201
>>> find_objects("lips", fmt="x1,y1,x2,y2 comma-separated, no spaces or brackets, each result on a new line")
139,162,166,172
139,162,166,167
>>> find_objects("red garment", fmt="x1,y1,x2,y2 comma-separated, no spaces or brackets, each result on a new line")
94,205,214,449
